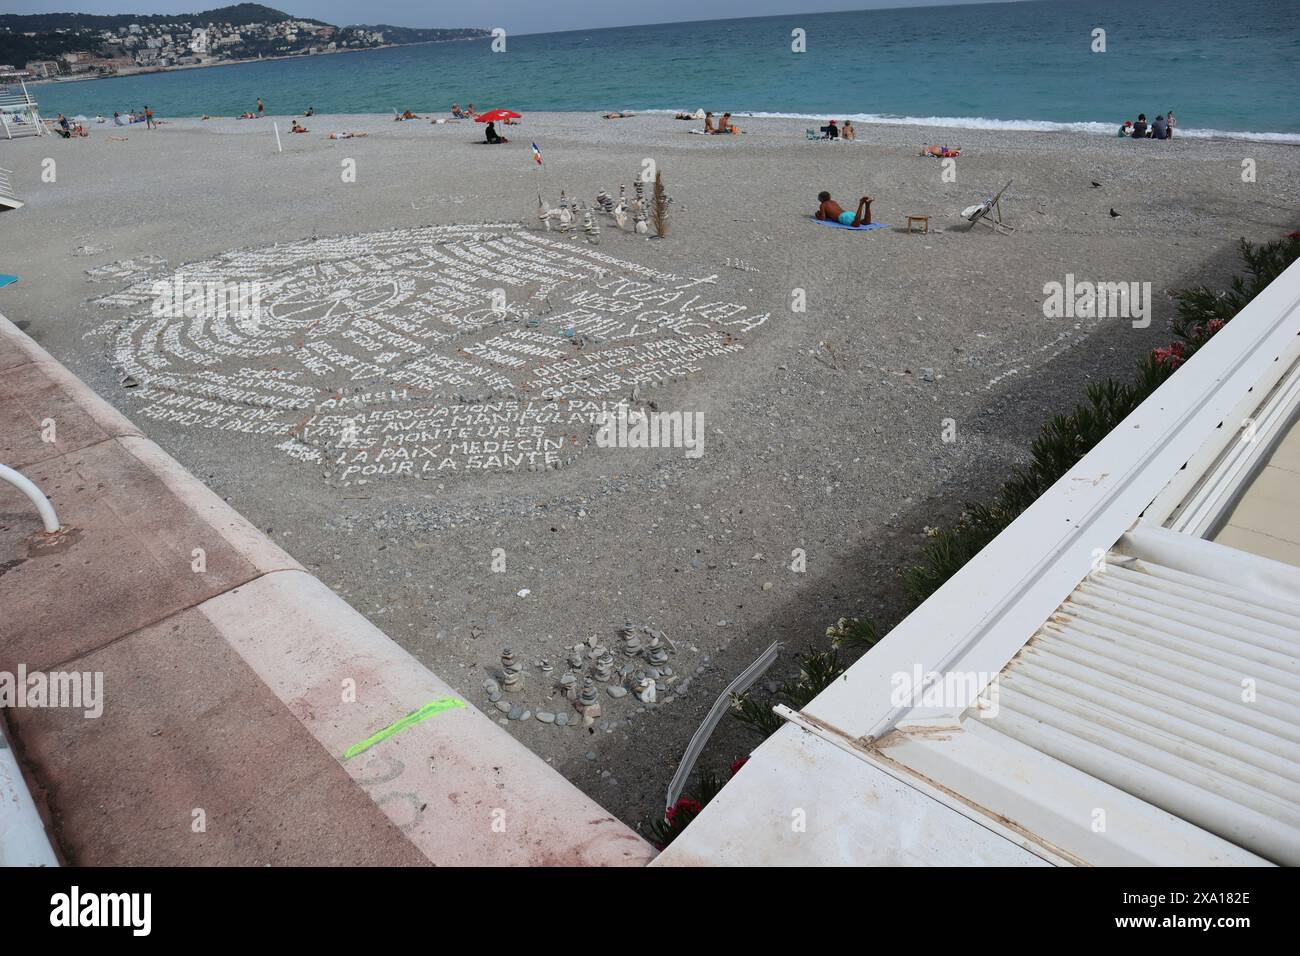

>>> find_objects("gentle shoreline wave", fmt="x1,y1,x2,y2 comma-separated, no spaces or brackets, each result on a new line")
26,1,1299,143
642,109,1300,144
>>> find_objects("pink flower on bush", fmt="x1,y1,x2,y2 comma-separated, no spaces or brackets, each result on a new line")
1187,319,1228,345
1153,340,1187,370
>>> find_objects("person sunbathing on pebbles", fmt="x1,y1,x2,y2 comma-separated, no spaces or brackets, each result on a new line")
815,191,874,227
290,120,309,133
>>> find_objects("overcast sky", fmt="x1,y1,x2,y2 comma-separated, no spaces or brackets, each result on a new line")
3,1,1037,36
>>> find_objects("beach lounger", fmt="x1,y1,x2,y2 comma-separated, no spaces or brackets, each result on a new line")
0,73,45,139
963,180,1014,234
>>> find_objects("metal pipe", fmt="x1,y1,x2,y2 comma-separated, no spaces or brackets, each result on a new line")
0,464,60,533
665,640,781,811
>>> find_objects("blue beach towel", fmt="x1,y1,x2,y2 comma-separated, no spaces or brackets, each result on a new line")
810,217,888,231
0,274,18,289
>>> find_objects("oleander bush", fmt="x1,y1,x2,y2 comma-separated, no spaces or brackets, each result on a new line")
646,766,731,849
1170,236,1300,343
905,235,1299,603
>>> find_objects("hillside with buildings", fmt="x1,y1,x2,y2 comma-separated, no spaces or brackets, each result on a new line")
0,5,486,78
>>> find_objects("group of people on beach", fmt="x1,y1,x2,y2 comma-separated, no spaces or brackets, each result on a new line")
109,107,154,128
54,109,153,137
53,114,87,138
703,111,741,134
235,98,266,120
818,119,856,140
1120,110,1175,139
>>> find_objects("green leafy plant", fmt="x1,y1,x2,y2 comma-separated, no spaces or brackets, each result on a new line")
1171,237,1300,342
826,615,881,652
731,646,848,738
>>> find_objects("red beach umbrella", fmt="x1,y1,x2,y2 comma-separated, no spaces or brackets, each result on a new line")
475,109,522,123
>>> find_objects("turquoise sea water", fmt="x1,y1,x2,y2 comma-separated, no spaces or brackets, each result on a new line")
26,0,1300,139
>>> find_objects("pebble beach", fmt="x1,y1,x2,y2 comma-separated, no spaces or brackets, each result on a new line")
2,108,1297,829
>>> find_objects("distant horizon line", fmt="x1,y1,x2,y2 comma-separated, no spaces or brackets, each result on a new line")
2,0,1041,39
509,0,1039,39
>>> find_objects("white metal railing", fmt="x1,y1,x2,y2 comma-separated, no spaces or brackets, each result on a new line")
0,464,61,533
0,718,58,867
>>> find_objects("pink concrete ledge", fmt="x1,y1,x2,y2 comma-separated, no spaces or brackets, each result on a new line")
0,313,655,866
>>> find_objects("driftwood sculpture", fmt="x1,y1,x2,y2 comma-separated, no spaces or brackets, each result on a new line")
651,169,668,237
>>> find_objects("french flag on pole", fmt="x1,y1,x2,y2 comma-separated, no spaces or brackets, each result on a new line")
531,143,542,165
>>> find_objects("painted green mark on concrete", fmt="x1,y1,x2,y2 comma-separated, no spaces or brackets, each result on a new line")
344,697,464,760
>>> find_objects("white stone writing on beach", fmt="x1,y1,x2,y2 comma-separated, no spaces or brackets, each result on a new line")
94,223,767,480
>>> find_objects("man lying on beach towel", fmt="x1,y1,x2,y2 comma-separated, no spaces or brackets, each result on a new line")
816,191,874,227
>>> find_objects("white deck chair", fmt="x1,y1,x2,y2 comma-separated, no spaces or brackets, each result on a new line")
0,167,22,212
963,179,1014,234
0,73,46,139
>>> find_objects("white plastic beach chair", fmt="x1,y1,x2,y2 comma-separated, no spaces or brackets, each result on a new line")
963,180,1014,234
0,167,22,212
0,72,45,139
